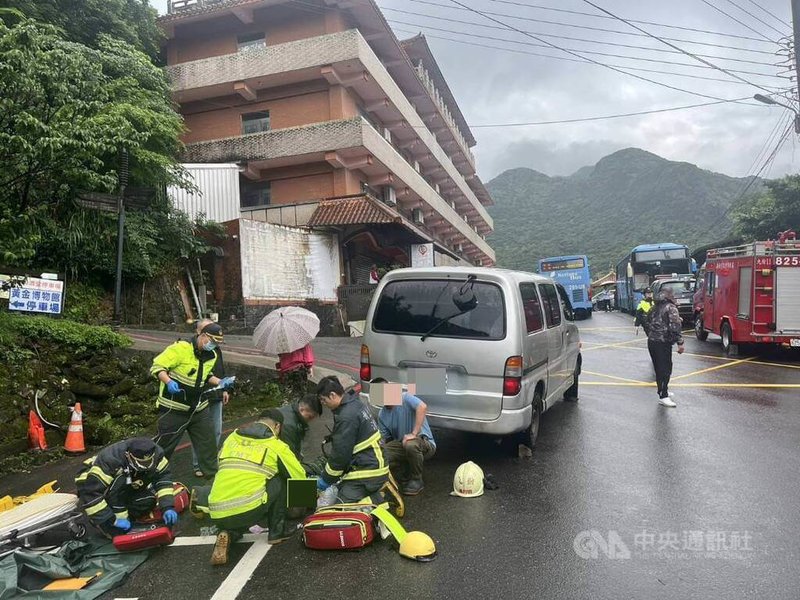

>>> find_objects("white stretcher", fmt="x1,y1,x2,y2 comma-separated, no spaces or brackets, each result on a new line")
0,493,86,558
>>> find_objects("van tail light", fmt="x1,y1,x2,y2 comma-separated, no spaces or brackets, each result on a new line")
588,287,593,300
503,356,523,396
360,344,371,382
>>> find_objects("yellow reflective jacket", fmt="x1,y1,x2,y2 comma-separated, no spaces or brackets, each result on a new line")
209,421,305,520
150,338,218,411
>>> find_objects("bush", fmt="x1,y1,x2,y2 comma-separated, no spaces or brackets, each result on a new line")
62,281,113,325
0,313,131,354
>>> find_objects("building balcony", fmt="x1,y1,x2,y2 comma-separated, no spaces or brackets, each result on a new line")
182,117,495,263
166,28,492,230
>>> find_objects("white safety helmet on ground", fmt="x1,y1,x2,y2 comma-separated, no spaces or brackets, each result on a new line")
450,461,485,498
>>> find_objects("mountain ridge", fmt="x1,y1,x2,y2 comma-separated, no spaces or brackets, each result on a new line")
485,148,762,274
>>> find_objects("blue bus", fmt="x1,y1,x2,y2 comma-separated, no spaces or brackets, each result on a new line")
615,243,693,313
538,255,593,319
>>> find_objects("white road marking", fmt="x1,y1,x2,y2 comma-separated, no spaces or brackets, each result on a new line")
210,536,273,600
169,533,260,547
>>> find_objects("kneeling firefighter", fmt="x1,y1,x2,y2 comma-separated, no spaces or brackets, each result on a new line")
75,438,177,537
207,409,306,565
315,376,389,503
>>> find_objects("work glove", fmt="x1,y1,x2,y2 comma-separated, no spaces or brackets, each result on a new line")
163,509,178,526
219,376,236,390
166,380,180,395
114,518,132,532
316,477,331,492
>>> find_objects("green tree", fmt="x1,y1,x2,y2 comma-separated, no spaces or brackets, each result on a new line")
0,18,188,268
0,0,162,60
733,175,800,241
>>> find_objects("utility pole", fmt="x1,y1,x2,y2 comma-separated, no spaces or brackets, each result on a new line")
792,0,800,97
113,149,129,326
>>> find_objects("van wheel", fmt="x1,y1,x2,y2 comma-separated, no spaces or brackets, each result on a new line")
695,314,708,341
721,322,733,355
523,391,543,450
564,361,580,401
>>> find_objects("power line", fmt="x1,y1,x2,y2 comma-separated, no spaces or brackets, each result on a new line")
388,19,787,87
487,0,779,44
579,0,778,94
406,0,779,55
719,0,791,37
743,0,792,30
466,98,756,127
698,0,777,42
440,0,768,102
705,117,792,235
386,6,784,68
391,24,793,91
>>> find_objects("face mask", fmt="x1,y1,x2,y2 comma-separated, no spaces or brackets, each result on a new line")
203,341,217,351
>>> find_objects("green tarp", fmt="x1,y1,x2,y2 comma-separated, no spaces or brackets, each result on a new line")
0,539,149,599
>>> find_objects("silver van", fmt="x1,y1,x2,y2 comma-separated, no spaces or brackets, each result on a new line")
359,267,582,448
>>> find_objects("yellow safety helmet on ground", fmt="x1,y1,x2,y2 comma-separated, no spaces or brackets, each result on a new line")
450,461,484,497
399,531,437,562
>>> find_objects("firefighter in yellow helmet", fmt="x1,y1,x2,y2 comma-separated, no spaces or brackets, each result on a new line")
208,409,306,565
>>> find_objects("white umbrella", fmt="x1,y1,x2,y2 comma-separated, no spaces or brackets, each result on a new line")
253,306,320,354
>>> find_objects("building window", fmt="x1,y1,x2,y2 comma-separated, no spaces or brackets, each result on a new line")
237,32,266,51
240,179,271,209
242,111,270,135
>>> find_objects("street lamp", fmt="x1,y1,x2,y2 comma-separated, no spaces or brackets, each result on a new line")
753,94,800,134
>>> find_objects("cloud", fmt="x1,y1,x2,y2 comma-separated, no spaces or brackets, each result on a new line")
153,0,798,182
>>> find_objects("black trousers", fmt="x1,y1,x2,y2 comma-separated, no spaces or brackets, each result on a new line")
154,408,218,477
648,339,673,398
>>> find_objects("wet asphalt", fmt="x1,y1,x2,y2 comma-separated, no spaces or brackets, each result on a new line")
7,313,800,599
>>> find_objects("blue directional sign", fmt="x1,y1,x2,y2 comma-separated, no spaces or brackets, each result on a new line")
8,277,64,314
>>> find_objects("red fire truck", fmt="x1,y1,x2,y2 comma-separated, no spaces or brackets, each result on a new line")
694,231,800,354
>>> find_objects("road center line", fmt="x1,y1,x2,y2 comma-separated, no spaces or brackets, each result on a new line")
670,357,755,381
582,370,649,384
582,338,647,352
210,536,273,600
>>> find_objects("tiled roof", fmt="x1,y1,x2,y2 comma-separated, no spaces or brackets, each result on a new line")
307,196,401,227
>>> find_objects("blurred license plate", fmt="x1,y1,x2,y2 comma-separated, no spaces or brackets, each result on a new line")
791,339,800,347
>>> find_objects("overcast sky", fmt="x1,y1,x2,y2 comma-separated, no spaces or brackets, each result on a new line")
152,0,798,181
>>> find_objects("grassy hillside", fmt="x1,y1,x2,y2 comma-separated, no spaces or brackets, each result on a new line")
486,148,763,276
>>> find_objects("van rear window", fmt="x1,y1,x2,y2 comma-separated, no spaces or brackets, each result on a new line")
373,279,506,340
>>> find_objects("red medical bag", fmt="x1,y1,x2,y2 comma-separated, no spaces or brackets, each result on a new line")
302,511,374,550
113,526,175,552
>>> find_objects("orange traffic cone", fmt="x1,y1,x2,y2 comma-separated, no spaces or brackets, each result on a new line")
28,410,48,451
64,403,86,454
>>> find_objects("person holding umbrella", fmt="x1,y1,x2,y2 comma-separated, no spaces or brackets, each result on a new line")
252,307,320,379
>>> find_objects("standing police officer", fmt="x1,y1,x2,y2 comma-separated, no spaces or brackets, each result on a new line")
151,322,234,478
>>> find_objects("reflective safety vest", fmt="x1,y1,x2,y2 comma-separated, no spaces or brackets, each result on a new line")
150,339,217,412
208,425,305,520
637,299,654,314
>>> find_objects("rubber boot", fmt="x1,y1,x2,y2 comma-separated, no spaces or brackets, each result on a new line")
211,531,230,565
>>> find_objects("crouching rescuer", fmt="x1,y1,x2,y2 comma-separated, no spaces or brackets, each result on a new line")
316,376,389,503
208,409,306,565
75,438,177,537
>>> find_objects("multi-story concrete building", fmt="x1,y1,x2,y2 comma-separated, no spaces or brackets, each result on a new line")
159,0,495,329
